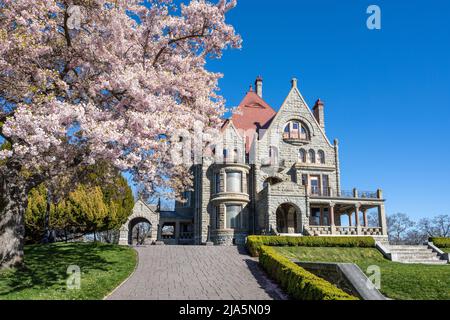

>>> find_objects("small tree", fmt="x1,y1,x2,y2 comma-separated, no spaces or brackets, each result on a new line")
25,163,134,243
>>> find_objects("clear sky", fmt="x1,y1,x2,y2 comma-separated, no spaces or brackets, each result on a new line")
205,0,450,220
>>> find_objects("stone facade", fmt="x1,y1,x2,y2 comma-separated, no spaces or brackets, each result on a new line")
120,77,389,246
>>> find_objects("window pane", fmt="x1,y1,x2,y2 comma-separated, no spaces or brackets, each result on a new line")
226,172,242,193
226,205,242,229
322,175,329,196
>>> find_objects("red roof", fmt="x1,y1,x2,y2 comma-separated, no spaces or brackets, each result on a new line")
231,89,277,153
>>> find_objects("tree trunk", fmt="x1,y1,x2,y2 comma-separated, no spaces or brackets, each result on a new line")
0,177,28,269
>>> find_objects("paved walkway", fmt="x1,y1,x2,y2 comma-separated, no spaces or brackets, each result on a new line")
107,246,286,300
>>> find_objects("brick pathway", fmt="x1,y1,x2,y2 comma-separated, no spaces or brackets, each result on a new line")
107,246,286,300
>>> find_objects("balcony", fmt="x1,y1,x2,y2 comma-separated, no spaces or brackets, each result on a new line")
282,132,309,145
308,187,382,200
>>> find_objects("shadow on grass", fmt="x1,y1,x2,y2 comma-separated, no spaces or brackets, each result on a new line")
0,243,117,297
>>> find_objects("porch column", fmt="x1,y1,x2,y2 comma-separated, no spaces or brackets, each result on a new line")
378,204,388,236
355,204,361,235
320,207,324,226
157,224,161,241
329,203,336,235
362,208,368,228
348,212,352,226
175,221,180,242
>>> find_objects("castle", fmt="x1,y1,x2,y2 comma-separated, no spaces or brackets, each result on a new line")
119,77,388,246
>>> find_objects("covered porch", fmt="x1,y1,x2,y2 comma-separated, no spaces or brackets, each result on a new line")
306,189,388,236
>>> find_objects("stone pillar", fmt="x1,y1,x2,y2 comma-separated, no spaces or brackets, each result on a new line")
157,224,161,241
118,225,129,246
348,213,352,226
355,204,361,235
362,209,368,228
175,221,180,242
319,207,324,226
329,203,335,235
355,205,360,226
378,204,388,236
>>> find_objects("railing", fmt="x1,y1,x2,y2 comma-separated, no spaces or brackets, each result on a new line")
358,191,378,199
338,190,354,198
308,226,332,235
309,189,381,199
179,232,194,240
306,226,383,236
283,132,308,140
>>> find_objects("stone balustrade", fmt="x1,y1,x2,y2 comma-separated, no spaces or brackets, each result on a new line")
307,226,383,236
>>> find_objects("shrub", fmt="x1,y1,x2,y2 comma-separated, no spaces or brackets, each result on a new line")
246,236,376,257
430,237,450,248
259,246,357,300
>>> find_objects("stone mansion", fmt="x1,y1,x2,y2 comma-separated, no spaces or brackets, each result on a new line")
119,77,388,246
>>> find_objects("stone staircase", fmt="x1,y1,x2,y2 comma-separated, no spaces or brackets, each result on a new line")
386,245,448,265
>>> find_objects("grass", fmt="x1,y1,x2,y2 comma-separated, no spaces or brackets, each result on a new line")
0,242,137,300
441,248,450,253
275,246,450,300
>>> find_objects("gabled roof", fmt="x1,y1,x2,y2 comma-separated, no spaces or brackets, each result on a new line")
231,89,277,153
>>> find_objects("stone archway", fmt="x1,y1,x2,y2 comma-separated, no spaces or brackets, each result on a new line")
128,217,152,245
119,200,159,245
276,203,299,234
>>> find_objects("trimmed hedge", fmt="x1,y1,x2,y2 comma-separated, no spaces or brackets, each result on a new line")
247,236,376,257
259,246,357,300
430,237,450,248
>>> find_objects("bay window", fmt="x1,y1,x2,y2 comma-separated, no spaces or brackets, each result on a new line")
226,171,242,193
226,205,242,229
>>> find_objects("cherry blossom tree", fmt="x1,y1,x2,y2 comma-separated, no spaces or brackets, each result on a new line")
0,0,241,268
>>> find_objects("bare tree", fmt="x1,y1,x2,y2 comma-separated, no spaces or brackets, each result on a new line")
416,215,450,239
387,213,415,244
367,210,379,228
432,215,450,237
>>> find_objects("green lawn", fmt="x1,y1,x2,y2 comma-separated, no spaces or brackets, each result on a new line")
0,242,137,300
441,248,450,254
275,246,450,300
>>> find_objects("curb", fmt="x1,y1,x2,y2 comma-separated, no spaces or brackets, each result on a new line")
103,246,139,300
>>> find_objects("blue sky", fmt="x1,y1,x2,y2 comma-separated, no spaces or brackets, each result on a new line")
205,0,450,220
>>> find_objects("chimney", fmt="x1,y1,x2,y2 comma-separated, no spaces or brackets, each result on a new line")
313,99,325,132
291,77,298,89
255,76,263,98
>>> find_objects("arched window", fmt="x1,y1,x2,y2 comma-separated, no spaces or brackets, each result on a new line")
317,150,325,164
299,149,306,163
308,149,316,164
283,121,309,140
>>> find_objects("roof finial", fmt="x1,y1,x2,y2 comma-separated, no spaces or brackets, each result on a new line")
249,84,253,92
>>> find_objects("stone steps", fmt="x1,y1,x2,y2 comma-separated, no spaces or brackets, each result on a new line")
385,244,448,265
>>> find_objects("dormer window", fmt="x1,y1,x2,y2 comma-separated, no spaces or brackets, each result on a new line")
283,121,309,142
